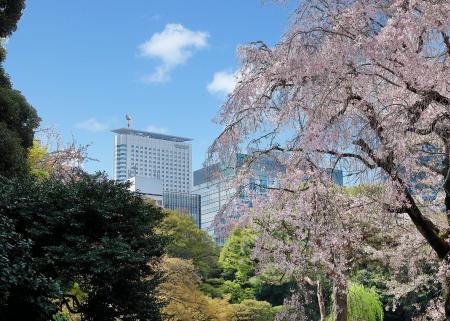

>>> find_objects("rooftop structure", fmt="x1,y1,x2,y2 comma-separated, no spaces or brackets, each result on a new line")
112,128,192,143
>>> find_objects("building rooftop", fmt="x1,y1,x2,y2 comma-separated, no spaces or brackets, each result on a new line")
112,128,192,143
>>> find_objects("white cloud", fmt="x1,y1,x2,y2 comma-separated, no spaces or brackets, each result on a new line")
146,124,168,134
139,23,209,83
75,118,108,132
207,70,237,96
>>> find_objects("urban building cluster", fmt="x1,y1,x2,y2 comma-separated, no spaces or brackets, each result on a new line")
112,127,343,242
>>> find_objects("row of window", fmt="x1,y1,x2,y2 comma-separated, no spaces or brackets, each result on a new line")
130,146,188,155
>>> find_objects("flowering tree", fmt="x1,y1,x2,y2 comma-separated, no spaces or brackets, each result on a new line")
30,128,92,181
210,0,450,319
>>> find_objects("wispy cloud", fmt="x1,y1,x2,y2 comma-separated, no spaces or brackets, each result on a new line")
75,118,108,132
146,124,168,134
207,70,237,96
138,23,209,83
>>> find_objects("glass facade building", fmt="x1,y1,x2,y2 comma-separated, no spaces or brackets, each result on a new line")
163,191,201,228
193,154,344,243
193,154,282,243
193,163,235,238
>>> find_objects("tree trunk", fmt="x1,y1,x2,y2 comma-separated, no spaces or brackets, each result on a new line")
304,277,327,321
317,280,326,321
443,141,450,320
333,277,347,321
445,281,450,321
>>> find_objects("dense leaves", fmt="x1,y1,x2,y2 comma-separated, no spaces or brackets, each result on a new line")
219,228,256,283
0,174,166,321
0,0,40,177
159,257,235,321
160,211,220,278
0,0,25,38
233,300,278,321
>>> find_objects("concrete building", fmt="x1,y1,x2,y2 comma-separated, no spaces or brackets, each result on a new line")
127,175,201,228
112,128,192,193
128,175,163,206
112,127,199,226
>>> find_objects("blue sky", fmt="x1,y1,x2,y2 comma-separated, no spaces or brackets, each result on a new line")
5,0,294,175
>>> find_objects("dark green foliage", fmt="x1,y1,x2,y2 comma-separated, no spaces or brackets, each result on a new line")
198,279,225,299
254,282,296,307
0,174,166,321
221,280,255,304
0,89,39,177
0,0,25,38
0,0,40,177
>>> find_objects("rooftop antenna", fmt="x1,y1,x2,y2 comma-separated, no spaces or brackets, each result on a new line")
126,114,132,128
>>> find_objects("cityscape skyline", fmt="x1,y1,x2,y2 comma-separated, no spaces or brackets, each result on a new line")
4,0,295,177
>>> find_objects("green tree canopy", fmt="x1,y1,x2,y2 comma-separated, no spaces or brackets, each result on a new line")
328,283,384,321
0,174,166,321
0,0,40,177
160,211,220,278
0,0,25,38
233,299,278,321
219,227,257,283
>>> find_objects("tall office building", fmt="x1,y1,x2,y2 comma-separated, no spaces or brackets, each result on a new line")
163,191,201,227
193,154,282,243
193,153,344,243
112,128,192,193
193,162,235,237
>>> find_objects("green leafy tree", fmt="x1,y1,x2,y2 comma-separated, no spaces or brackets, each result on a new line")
0,174,166,321
221,280,255,304
219,228,296,307
0,88,39,177
219,228,256,283
0,0,40,177
328,283,383,321
233,300,278,321
27,140,50,179
0,0,25,39
159,257,235,321
160,211,220,278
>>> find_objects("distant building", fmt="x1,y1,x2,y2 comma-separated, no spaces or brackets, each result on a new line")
112,128,192,193
128,175,163,206
127,175,201,228
193,154,282,243
193,154,344,243
163,191,201,227
193,162,235,239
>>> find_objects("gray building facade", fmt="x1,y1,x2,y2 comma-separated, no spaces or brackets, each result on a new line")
112,128,192,193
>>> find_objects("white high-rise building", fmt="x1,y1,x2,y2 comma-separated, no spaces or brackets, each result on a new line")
112,128,192,193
